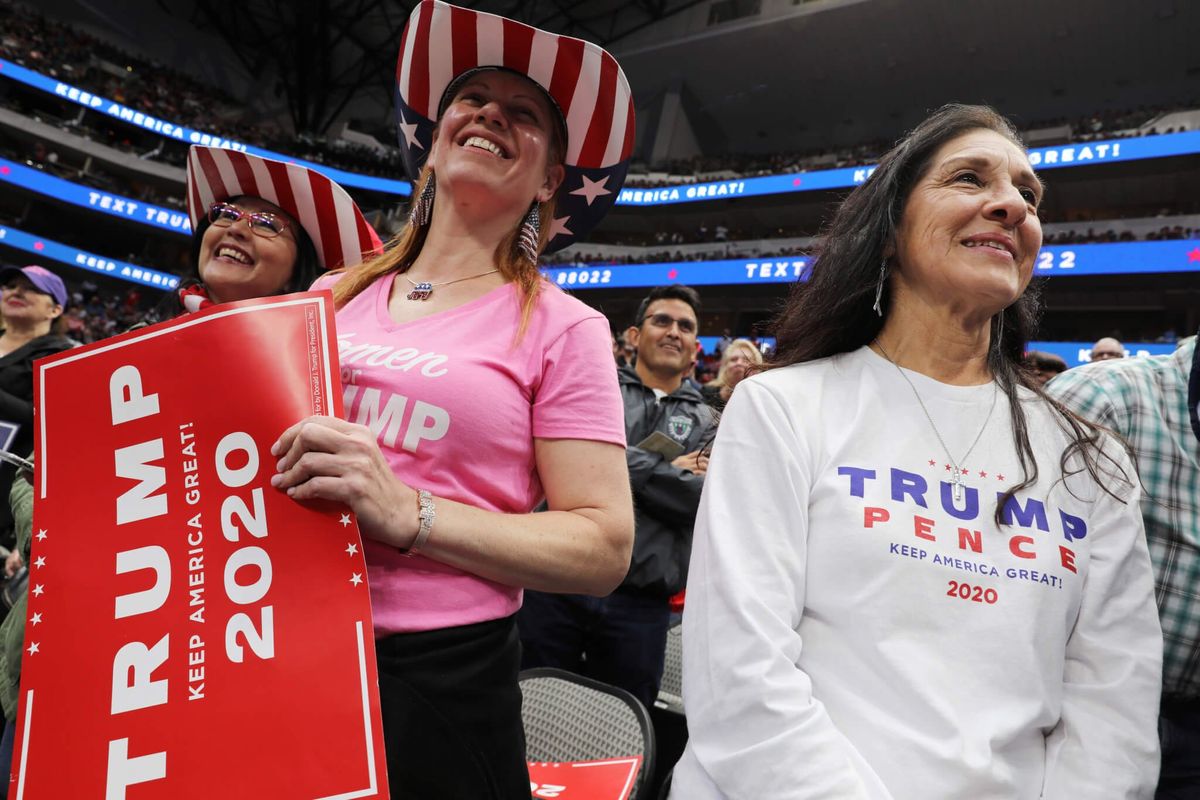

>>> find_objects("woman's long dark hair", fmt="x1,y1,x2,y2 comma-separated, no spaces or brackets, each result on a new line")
770,103,1133,517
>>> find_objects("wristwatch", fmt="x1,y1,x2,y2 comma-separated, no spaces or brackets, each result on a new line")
398,489,435,556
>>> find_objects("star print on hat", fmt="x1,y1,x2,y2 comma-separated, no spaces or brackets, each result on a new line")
394,0,635,253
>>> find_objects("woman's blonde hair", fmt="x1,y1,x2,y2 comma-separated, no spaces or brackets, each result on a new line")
329,92,566,336
709,338,764,388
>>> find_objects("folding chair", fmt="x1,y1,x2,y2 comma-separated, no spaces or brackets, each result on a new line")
654,623,684,714
520,667,656,799
649,624,687,798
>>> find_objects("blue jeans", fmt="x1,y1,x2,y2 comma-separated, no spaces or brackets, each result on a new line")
1158,700,1200,799
518,588,670,710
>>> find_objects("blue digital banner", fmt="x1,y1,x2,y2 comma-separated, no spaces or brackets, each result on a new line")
0,58,412,197
544,257,812,289
1032,240,1200,276
1028,341,1177,366
544,240,1200,289
696,335,775,353
615,131,1200,207
6,58,1199,207
688,337,1176,364
1,157,192,234
0,224,180,290
7,141,1198,284
689,338,1174,365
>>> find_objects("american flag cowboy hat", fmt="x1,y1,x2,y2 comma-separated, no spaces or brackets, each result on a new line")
186,146,384,271
394,0,636,253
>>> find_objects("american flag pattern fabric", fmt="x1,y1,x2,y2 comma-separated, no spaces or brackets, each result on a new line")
186,146,384,271
394,0,636,253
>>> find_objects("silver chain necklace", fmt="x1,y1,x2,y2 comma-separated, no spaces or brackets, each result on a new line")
404,268,501,301
874,340,998,503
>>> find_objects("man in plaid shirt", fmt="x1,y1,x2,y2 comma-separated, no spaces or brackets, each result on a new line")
1045,336,1200,799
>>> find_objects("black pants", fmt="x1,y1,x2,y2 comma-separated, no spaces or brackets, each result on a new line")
1157,698,1200,799
375,615,529,800
518,588,670,711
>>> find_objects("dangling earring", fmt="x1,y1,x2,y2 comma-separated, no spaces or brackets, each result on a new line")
872,258,888,317
409,172,436,227
517,203,541,265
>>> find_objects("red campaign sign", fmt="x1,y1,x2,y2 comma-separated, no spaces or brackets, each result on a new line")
12,293,389,798
528,758,642,800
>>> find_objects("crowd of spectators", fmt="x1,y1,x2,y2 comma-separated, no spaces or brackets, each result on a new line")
624,138,890,187
622,104,1199,188
0,4,266,145
0,1,400,177
0,258,165,342
1042,223,1197,245
0,136,187,210
544,243,810,266
58,281,164,343
548,218,1198,266
3,2,1197,191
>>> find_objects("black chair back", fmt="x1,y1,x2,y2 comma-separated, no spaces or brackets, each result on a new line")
520,667,656,799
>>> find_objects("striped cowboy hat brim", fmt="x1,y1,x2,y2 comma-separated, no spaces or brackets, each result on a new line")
394,0,635,253
186,146,384,271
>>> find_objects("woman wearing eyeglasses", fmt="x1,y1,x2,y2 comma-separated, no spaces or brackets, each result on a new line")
178,145,382,311
270,3,637,797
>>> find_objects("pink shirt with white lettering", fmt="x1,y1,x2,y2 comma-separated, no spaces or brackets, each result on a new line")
317,272,626,635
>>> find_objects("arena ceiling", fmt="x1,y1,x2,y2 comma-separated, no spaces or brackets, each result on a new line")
40,0,1200,157
612,0,1200,155
167,0,707,135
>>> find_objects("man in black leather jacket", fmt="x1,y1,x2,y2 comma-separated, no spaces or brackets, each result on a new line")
520,285,716,709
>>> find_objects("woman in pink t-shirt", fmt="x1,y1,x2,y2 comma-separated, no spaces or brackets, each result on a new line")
270,3,637,797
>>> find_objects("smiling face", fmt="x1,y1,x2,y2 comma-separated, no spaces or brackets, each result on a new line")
890,129,1043,321
628,298,699,378
197,197,299,303
428,70,565,219
1,274,62,329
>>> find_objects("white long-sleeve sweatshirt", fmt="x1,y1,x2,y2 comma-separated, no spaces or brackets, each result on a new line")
670,346,1162,800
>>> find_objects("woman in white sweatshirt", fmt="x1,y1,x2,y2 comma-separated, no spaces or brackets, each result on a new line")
670,104,1163,800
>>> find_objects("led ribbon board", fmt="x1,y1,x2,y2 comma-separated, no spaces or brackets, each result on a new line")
4,59,1198,205
0,58,411,196
542,240,1200,288
615,131,1200,206
689,337,1176,366
0,225,180,289
1028,341,1178,366
0,157,192,234
11,159,1194,280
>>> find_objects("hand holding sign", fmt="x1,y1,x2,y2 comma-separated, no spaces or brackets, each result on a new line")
270,415,420,550
14,293,389,798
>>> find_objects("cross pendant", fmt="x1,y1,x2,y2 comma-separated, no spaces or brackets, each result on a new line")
951,467,964,503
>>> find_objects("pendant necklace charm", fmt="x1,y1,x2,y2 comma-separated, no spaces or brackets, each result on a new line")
406,282,434,301
875,339,998,506
403,269,501,301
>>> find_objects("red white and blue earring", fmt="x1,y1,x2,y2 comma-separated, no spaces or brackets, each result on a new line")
517,203,541,265
409,172,436,227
